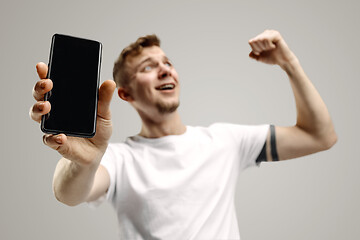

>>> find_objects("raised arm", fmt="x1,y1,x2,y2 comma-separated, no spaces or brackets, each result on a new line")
30,62,116,205
249,30,337,161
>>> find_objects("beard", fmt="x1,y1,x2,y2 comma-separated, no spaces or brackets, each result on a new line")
155,100,180,114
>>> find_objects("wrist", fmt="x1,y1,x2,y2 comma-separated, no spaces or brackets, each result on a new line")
65,155,102,174
280,54,300,75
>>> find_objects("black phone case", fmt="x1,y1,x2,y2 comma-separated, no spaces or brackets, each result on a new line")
41,34,102,138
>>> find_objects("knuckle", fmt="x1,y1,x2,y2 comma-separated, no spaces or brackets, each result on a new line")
32,88,39,100
34,79,52,99
265,29,276,34
29,106,35,120
34,102,43,113
35,80,43,91
33,84,43,101
42,134,48,145
30,105,40,122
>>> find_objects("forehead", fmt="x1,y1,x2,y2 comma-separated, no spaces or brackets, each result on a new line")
127,46,166,67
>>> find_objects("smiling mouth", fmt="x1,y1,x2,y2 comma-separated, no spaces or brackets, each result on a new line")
156,83,175,90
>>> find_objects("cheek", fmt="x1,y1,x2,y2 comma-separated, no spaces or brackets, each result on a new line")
172,70,179,82
133,81,155,100
136,73,157,86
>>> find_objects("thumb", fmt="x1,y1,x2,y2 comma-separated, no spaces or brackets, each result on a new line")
97,80,116,120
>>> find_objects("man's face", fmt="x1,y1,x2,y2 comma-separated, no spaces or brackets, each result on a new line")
122,46,180,117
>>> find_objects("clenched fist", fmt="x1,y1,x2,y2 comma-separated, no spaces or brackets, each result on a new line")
248,30,298,70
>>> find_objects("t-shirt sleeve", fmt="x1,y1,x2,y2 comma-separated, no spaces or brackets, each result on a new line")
87,143,118,208
210,123,269,170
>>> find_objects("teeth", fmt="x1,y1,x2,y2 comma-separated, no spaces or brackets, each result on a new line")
159,84,174,90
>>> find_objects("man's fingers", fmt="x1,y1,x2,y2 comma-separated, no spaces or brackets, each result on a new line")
249,41,263,55
36,62,48,79
249,30,280,55
36,63,69,155
97,80,116,120
33,79,53,101
249,38,276,55
249,51,260,60
30,101,51,122
43,134,68,151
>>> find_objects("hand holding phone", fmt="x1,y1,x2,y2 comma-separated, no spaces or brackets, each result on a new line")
30,35,116,166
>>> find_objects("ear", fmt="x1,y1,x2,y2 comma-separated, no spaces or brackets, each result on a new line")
118,87,134,102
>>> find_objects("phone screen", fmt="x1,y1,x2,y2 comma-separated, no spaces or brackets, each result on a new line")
41,34,102,137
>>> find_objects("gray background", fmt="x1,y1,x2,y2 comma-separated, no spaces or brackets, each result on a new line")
1,0,359,239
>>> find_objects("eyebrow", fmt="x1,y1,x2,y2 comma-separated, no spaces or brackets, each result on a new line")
132,57,151,73
135,56,171,71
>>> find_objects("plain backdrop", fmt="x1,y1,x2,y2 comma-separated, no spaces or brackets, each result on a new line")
1,0,359,239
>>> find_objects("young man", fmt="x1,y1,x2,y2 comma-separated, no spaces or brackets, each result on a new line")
30,30,337,239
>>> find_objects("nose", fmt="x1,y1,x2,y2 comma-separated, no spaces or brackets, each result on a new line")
158,63,171,79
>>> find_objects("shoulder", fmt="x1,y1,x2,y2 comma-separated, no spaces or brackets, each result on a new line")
105,142,130,155
101,142,133,165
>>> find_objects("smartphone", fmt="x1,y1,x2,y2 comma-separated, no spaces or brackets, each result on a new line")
41,34,102,138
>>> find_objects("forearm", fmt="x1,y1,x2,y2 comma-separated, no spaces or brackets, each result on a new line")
52,157,99,206
283,57,337,148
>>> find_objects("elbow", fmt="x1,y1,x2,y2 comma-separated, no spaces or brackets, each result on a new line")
53,187,82,207
319,130,338,151
327,133,338,149
54,194,81,207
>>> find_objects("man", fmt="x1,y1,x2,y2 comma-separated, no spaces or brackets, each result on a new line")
30,30,337,239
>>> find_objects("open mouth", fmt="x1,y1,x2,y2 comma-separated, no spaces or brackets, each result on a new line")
156,83,175,90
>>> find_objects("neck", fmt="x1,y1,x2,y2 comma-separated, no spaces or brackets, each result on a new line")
138,110,186,138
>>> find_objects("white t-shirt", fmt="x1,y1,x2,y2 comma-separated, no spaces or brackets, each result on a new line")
95,123,269,240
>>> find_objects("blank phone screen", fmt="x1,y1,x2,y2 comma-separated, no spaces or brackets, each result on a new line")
41,34,102,137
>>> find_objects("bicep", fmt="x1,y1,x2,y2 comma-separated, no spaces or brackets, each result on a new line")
86,165,110,202
272,125,326,161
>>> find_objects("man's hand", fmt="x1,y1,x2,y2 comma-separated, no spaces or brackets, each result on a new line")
30,62,116,167
30,62,116,206
248,30,297,70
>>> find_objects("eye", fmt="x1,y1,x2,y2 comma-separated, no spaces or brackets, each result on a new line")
165,61,172,67
144,65,152,71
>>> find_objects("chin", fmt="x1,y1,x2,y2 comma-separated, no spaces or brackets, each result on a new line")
156,101,180,114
